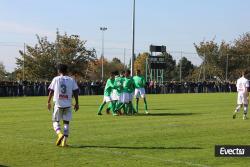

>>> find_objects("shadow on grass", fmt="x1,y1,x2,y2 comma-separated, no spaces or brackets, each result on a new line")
70,145,202,150
0,165,9,167
151,108,177,111
80,104,99,107
135,113,196,116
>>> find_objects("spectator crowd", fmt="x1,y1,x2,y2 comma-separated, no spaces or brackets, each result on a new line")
0,80,237,97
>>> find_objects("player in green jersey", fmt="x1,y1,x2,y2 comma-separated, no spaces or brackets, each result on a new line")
106,71,125,114
119,70,135,115
97,72,117,116
133,69,148,114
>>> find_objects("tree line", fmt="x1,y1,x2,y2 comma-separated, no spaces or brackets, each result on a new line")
1,31,250,82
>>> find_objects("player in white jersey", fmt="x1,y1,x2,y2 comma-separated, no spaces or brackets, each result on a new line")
48,64,79,147
233,70,249,120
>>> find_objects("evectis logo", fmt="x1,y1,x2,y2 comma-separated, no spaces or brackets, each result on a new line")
215,145,250,157
220,147,245,155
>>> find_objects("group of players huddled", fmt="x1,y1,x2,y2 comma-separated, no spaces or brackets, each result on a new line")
97,69,148,116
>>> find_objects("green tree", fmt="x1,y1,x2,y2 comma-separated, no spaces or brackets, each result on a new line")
160,53,176,80
194,40,226,80
230,33,250,79
89,57,125,81
194,33,250,81
112,57,122,64
16,31,96,81
110,57,125,72
134,52,149,76
176,57,195,81
0,62,6,80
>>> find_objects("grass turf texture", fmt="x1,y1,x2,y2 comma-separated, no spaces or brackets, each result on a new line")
0,93,250,167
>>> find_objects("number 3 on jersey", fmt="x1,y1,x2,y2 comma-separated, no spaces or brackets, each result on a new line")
60,84,67,94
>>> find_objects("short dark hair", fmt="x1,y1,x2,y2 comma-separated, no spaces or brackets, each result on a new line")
136,69,141,73
57,64,68,74
126,69,131,75
113,71,119,76
242,69,247,76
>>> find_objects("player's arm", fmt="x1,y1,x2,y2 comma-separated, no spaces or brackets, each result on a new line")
246,86,249,97
119,78,124,89
47,89,54,111
107,79,114,89
142,77,146,87
111,80,115,88
132,79,136,91
114,81,118,89
246,80,250,97
47,78,56,111
111,81,115,89
73,89,79,111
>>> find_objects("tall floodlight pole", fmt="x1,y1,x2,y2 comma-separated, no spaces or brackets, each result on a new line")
131,0,135,76
180,51,183,82
124,48,126,69
203,53,206,81
100,27,107,81
226,54,229,82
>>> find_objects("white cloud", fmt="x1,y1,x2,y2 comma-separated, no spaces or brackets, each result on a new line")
0,21,55,38
0,21,57,72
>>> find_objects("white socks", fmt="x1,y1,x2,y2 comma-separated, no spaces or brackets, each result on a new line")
63,124,69,137
235,104,248,115
53,122,61,134
53,121,70,138
235,105,241,112
244,105,248,115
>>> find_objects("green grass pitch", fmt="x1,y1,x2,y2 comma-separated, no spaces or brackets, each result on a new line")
0,93,250,167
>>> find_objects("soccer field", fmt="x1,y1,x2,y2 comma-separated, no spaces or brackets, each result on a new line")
0,93,250,167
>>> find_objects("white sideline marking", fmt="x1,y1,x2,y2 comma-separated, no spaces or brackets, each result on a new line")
0,135,212,167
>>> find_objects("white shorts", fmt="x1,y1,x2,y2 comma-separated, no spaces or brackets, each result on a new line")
120,92,131,103
237,93,249,105
134,88,146,98
103,96,112,103
111,90,120,101
52,106,72,122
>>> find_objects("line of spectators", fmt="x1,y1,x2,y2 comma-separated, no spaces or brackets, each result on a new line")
0,80,236,97
146,81,236,94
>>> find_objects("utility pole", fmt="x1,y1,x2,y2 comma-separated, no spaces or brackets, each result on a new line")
226,54,228,82
100,27,107,81
56,28,60,64
23,43,25,81
131,0,135,76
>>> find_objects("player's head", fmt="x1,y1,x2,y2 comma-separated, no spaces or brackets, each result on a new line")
110,71,115,79
136,69,141,76
57,64,68,75
125,70,131,77
113,70,119,76
241,70,247,77
120,70,125,77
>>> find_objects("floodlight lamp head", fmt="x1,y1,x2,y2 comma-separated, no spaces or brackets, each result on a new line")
100,27,107,31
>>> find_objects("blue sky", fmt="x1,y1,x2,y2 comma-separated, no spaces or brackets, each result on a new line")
0,0,250,72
